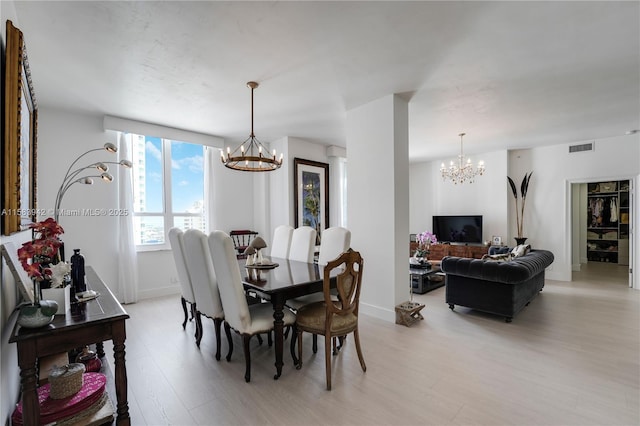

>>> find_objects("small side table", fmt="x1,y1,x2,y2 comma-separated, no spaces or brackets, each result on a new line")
395,301,425,327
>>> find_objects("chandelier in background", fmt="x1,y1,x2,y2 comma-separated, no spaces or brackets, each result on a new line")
220,81,283,172
440,133,485,184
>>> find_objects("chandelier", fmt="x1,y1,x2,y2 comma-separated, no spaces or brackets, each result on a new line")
220,81,283,172
440,133,485,184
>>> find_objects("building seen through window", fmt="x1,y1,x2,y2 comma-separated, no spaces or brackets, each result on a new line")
127,133,205,247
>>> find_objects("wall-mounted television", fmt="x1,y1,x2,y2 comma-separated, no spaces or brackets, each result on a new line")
432,215,483,244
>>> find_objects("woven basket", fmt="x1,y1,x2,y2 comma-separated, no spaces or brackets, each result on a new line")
49,363,85,399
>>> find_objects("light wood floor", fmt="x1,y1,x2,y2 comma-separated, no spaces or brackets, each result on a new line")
105,262,639,425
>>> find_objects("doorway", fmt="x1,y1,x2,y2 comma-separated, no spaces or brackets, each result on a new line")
571,178,634,288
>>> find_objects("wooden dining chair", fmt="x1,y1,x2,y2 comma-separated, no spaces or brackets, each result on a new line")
288,226,317,263
270,225,294,259
168,228,199,340
208,230,296,382
183,229,227,360
230,230,259,259
292,248,366,390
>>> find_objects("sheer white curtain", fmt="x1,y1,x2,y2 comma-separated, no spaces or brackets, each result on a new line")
117,133,139,303
204,146,216,233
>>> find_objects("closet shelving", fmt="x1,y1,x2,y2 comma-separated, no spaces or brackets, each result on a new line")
586,180,629,263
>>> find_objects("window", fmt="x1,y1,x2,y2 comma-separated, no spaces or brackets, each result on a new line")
127,133,206,248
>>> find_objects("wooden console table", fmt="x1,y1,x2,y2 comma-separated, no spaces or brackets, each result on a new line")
9,266,130,425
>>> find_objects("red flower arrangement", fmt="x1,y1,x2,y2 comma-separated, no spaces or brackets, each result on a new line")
17,218,64,282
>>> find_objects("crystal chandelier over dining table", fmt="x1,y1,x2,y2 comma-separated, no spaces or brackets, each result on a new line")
440,133,485,184
220,81,283,172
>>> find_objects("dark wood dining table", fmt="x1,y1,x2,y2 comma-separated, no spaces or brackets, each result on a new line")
239,256,336,379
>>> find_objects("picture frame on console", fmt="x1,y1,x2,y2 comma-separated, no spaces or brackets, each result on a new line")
294,158,329,245
2,20,38,235
492,236,502,246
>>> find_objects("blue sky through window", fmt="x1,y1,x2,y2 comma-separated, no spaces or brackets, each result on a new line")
141,137,204,213
170,140,204,212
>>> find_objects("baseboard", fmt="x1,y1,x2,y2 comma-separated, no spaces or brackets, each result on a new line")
359,302,395,323
572,263,582,271
137,286,181,301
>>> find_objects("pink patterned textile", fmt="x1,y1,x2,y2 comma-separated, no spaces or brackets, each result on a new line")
12,373,106,425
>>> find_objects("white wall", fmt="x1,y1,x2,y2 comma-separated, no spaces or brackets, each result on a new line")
267,137,291,239
409,135,639,284
37,109,122,292
210,155,255,232
410,150,509,245
510,135,639,282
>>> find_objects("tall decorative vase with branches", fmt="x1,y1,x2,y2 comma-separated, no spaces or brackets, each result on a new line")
507,172,533,245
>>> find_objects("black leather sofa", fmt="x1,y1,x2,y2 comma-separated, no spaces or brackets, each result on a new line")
440,249,554,322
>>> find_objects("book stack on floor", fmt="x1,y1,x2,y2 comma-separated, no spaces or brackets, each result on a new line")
12,363,114,425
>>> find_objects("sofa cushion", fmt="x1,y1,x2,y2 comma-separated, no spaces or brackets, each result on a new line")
488,246,511,256
483,244,532,262
441,249,554,284
511,244,531,257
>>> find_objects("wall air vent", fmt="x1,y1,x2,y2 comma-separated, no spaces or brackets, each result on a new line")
569,142,594,153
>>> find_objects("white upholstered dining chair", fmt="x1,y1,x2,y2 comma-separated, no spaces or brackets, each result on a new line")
288,226,317,263
317,227,351,266
208,230,296,382
168,228,198,340
289,227,352,352
270,225,294,259
183,229,226,361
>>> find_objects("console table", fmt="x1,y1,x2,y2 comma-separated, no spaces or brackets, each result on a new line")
9,266,130,425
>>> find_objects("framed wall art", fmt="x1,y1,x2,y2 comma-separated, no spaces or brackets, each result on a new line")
293,158,329,245
3,20,38,235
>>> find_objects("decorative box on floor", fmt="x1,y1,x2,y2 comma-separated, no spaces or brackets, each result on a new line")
395,301,425,327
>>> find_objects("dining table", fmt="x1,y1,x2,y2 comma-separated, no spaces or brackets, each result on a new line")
239,256,337,379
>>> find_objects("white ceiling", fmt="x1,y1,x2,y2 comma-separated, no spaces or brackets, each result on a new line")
10,1,640,162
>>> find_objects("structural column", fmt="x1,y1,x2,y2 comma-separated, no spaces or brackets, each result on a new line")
346,95,409,322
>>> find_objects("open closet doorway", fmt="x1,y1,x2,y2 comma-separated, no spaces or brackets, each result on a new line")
571,178,634,288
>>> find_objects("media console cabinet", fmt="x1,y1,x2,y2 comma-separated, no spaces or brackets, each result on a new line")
410,243,489,260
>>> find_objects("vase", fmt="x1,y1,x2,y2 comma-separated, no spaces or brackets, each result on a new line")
515,237,528,246
71,249,86,293
17,305,55,328
76,346,102,373
17,298,58,328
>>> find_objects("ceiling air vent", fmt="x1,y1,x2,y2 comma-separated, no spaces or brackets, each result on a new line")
569,142,594,153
